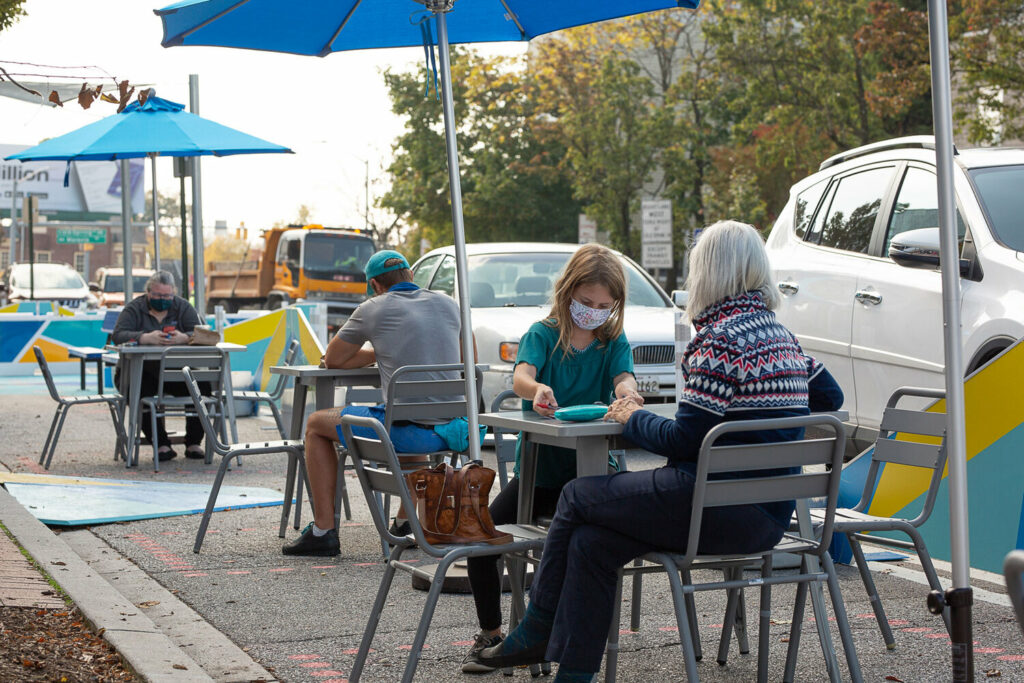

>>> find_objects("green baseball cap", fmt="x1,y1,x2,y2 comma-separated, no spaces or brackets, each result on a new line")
364,249,410,295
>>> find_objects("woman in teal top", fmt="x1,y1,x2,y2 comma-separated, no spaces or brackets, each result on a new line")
461,244,643,674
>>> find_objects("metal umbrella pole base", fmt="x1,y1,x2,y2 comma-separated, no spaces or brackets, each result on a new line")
928,587,974,679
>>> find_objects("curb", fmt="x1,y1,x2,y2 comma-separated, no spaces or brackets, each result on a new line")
0,487,212,682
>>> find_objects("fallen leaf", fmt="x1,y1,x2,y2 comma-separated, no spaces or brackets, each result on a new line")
137,601,160,608
48,90,63,107
172,664,188,670
885,677,905,682
985,670,1002,677
50,561,66,566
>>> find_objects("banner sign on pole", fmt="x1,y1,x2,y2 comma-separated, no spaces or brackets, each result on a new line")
642,199,673,269
56,228,107,244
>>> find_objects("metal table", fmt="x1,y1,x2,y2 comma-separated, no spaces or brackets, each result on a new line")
67,346,114,394
115,342,246,467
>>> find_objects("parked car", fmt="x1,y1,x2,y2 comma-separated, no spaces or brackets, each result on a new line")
91,267,155,308
410,242,680,411
765,135,1024,448
0,262,98,310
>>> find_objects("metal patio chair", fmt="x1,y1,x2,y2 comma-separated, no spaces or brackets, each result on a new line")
33,346,127,469
226,339,300,439
340,413,546,683
808,386,949,648
139,347,226,471
181,366,309,553
607,414,860,683
490,389,519,489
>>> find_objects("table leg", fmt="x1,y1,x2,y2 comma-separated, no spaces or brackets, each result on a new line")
79,359,87,391
516,440,538,525
575,435,612,478
794,500,842,679
126,357,144,468
95,359,103,395
222,352,239,444
280,381,308,537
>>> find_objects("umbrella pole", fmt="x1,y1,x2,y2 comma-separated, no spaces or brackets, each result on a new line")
434,6,481,462
180,173,189,300
121,159,134,303
151,154,160,271
925,1,972,680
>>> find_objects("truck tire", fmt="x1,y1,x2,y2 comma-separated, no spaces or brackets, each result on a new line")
267,295,285,310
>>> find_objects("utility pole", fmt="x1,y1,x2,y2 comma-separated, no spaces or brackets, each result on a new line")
364,158,369,232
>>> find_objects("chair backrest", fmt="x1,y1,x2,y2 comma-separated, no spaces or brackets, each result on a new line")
155,347,226,397
340,413,448,558
681,414,846,566
470,282,496,307
32,346,63,403
1004,550,1024,639
181,366,230,453
490,389,519,489
101,309,121,334
267,339,301,400
857,386,947,524
384,363,483,433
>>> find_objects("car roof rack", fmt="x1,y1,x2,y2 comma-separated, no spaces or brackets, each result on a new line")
818,135,957,171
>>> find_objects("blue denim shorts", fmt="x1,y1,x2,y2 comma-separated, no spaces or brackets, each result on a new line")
334,404,447,453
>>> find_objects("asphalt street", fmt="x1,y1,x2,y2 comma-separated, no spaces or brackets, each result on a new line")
1,388,1022,682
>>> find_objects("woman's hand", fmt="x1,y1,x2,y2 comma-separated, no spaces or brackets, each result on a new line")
165,330,190,345
532,385,558,417
614,384,645,407
605,397,642,424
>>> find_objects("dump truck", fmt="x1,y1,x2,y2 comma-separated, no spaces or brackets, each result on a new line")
206,225,376,329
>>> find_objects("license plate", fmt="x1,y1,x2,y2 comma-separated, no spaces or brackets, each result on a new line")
636,375,660,395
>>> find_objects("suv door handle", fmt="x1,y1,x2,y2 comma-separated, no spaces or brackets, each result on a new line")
777,281,799,295
854,289,882,305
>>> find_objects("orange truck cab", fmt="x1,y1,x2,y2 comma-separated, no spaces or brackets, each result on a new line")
207,225,376,330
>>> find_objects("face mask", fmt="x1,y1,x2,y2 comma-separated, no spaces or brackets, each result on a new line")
149,296,173,312
569,298,612,330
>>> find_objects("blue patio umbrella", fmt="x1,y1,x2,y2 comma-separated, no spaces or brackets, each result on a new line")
5,94,292,303
154,0,700,469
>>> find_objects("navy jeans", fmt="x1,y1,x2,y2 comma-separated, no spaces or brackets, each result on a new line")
530,466,786,673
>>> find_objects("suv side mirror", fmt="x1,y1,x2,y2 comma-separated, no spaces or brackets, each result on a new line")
671,289,688,310
889,227,971,277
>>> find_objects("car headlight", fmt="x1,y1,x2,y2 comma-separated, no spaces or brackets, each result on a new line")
499,342,519,363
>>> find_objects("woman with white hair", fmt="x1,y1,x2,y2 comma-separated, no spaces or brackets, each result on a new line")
478,220,843,683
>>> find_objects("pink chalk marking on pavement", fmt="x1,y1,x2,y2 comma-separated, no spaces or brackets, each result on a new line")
887,619,909,626
182,572,208,577
226,571,251,575
856,613,875,619
288,654,321,660
451,641,474,647
312,565,337,570
398,644,430,651
975,647,1004,654
997,654,1024,661
354,562,379,567
658,626,678,632
269,567,295,573
901,627,933,633
299,662,331,668
925,633,950,639
310,670,346,677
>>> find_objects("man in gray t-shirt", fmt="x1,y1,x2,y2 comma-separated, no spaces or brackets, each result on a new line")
283,250,467,557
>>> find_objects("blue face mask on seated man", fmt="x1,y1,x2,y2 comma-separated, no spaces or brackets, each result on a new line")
148,296,173,312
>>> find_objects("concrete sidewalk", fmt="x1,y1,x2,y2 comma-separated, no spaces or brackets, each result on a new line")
1,391,1023,682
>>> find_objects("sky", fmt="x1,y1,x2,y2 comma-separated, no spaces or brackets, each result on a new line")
0,0,526,236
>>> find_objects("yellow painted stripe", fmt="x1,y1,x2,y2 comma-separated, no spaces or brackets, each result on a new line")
223,308,284,344
869,340,1024,516
260,314,288,391
0,473,132,487
21,336,68,363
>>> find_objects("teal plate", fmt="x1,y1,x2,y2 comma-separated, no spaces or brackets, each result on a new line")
553,404,608,422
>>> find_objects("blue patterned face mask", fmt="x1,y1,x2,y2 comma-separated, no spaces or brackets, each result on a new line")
148,296,172,312
570,298,611,330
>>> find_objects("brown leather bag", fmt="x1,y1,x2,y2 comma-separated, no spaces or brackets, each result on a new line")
405,462,512,545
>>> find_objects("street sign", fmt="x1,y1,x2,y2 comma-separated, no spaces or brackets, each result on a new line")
642,199,673,269
578,215,597,244
641,199,673,242
56,228,107,244
642,241,673,269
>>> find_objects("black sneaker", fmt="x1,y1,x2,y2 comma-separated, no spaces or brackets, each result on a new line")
157,446,177,462
388,518,411,537
477,638,549,670
461,631,503,673
184,445,205,460
282,523,340,556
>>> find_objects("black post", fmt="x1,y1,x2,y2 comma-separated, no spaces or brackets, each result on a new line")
27,196,35,301
929,587,974,681
179,174,189,300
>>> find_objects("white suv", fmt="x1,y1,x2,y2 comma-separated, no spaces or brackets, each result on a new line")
766,136,1024,448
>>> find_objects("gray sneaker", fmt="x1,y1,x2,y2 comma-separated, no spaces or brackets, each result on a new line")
461,631,503,673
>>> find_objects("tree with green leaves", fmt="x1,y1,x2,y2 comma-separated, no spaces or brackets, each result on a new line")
0,0,25,33
953,0,1024,144
380,50,580,260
